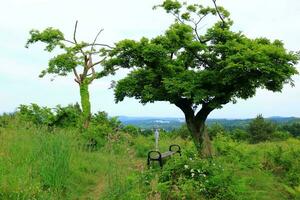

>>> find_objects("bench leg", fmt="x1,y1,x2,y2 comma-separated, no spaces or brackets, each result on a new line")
159,158,163,168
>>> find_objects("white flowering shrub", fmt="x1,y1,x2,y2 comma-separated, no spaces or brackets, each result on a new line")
155,154,239,200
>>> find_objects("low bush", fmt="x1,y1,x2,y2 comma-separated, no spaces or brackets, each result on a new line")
52,104,81,128
18,103,55,126
208,123,226,139
262,145,300,188
171,125,190,139
122,125,142,136
230,128,249,141
153,155,238,200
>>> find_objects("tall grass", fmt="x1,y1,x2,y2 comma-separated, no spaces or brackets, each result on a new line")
38,134,71,194
0,123,113,199
1,118,300,199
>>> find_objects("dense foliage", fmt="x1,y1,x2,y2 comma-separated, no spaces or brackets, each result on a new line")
104,0,299,156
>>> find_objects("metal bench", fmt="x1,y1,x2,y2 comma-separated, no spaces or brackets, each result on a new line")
147,144,181,168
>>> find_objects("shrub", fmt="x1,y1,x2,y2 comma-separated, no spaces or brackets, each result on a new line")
208,123,226,139
262,145,300,188
92,111,122,130
230,128,249,141
133,135,153,157
281,122,300,137
17,103,82,128
272,130,291,141
122,125,141,136
0,113,14,128
213,134,240,156
82,124,111,151
248,114,276,143
171,125,190,139
155,155,238,200
52,103,81,128
18,103,55,126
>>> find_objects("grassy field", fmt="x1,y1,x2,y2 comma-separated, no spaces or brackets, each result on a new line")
0,117,300,199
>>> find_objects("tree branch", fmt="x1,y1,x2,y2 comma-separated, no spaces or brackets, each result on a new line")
87,43,114,49
193,14,209,43
170,10,185,24
63,39,76,44
87,54,93,68
175,98,194,119
73,20,87,57
90,29,104,51
73,68,81,84
195,103,213,123
73,20,78,44
186,48,212,68
212,0,226,28
91,58,106,67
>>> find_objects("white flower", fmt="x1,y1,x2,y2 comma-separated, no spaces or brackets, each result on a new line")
197,169,201,173
189,157,193,160
191,173,195,177
190,169,194,173
184,165,189,169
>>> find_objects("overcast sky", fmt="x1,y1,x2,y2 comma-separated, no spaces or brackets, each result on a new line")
0,0,300,118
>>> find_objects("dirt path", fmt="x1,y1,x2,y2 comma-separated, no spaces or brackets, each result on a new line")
80,175,106,200
81,159,146,199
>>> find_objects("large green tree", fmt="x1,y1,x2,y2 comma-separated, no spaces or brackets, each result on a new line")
104,0,299,157
26,21,114,128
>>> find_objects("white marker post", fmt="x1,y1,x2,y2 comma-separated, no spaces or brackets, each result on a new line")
154,128,159,151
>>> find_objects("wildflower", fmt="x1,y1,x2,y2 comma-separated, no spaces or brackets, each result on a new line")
189,157,193,160
190,169,194,173
191,173,195,177
197,169,201,173
184,165,189,169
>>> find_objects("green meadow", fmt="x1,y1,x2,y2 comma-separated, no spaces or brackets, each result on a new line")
0,108,300,200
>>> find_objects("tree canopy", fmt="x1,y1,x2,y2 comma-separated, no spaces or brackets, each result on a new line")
26,21,114,128
104,0,299,156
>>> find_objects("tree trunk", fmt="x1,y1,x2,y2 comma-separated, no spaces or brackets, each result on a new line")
175,99,214,158
79,81,91,129
186,117,213,158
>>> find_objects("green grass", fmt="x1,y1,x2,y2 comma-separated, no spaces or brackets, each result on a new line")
0,120,300,199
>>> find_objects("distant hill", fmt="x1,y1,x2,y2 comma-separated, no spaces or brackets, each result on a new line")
117,116,300,131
